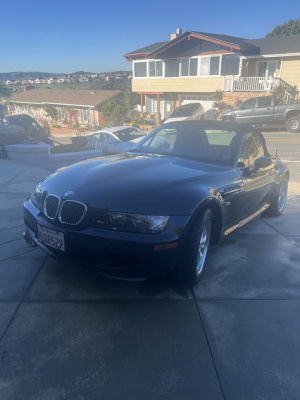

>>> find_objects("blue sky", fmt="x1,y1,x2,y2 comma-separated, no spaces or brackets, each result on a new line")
1,0,298,73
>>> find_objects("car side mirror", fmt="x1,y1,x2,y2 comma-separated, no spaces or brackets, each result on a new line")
254,156,272,169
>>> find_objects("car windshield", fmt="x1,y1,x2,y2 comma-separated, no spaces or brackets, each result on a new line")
113,128,145,142
131,123,242,165
170,103,200,118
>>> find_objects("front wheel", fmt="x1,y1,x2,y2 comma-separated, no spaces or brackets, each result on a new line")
286,116,300,133
175,209,212,286
266,176,289,216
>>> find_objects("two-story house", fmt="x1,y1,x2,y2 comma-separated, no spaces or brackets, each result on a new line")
79,76,90,83
124,29,300,122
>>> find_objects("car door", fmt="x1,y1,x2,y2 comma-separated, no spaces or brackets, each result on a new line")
101,133,120,155
235,98,257,123
253,96,273,122
87,133,102,151
238,131,274,218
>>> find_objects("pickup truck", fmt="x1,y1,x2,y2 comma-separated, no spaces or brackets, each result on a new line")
219,95,300,132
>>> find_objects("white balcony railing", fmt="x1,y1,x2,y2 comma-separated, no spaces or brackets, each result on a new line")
223,76,278,92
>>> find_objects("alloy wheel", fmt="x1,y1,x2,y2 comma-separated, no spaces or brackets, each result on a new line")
196,217,211,275
289,120,300,130
278,179,288,212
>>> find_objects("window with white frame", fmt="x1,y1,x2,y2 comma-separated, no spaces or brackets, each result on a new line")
200,56,220,76
165,59,180,77
149,61,163,77
134,62,147,77
81,107,89,122
181,58,198,77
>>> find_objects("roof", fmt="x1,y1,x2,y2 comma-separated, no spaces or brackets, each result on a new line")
125,31,300,59
124,41,168,56
190,31,257,48
246,35,300,55
11,89,122,107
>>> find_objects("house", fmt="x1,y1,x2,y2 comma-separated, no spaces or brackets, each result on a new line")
40,79,47,84
124,29,300,122
35,78,41,84
65,76,75,83
28,79,35,84
57,78,65,84
21,80,28,84
79,76,90,83
92,78,102,83
47,77,57,84
9,89,123,127
6,80,14,85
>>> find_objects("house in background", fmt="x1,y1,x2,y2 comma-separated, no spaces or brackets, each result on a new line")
8,89,123,127
79,76,90,83
47,77,57,84
124,29,300,122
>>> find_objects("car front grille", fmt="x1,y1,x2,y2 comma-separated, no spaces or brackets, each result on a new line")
44,195,60,219
59,200,87,225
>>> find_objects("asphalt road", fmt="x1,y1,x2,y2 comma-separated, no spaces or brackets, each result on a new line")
262,129,300,183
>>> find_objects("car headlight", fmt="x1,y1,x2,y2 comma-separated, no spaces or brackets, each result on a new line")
94,212,170,234
30,173,57,210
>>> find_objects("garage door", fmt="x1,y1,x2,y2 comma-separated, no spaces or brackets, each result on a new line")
179,95,215,112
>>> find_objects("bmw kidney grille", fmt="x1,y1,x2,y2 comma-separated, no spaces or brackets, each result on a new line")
44,196,87,225
44,195,60,219
59,200,87,225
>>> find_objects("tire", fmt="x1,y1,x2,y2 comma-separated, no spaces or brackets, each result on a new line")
266,176,289,216
175,209,213,286
286,116,300,133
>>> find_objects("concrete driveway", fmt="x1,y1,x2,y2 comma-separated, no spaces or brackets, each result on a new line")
0,152,300,400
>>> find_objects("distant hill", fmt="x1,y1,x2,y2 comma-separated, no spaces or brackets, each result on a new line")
0,72,62,81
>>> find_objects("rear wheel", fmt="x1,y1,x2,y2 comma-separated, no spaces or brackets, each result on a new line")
286,116,300,133
267,176,289,216
175,209,212,286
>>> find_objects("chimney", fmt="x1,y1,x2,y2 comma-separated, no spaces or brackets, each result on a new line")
170,28,182,40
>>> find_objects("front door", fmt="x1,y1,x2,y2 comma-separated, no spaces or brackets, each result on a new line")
257,62,267,77
266,62,277,78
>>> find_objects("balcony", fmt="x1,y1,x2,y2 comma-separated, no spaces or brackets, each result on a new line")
222,76,279,92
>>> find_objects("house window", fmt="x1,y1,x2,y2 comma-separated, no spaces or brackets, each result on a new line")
81,107,89,122
149,61,162,77
210,56,220,75
134,62,147,77
221,54,240,76
181,58,198,77
200,57,210,76
165,59,180,77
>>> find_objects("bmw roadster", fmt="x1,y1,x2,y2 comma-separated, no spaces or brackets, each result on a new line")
23,122,289,285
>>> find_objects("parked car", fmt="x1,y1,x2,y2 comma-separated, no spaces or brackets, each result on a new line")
85,126,147,155
4,114,54,145
23,121,289,286
164,103,205,123
219,95,300,132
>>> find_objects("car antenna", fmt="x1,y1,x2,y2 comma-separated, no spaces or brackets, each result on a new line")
275,126,281,157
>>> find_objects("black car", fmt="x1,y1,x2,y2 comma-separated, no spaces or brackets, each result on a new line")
4,114,53,145
23,122,289,285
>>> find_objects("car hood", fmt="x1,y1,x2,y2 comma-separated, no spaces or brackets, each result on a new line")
45,153,226,215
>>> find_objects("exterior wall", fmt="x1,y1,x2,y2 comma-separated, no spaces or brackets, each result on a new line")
132,77,223,93
281,56,300,90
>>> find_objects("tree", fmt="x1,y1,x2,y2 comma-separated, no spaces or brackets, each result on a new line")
266,18,300,37
0,81,12,99
102,100,128,126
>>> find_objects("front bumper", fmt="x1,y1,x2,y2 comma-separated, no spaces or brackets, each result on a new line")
23,199,191,280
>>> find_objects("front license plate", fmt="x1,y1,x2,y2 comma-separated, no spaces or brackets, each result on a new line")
38,225,65,251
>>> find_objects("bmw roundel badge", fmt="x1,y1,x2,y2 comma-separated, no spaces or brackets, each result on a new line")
63,191,74,198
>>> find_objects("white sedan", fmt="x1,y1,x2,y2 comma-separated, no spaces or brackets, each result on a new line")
85,126,147,156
